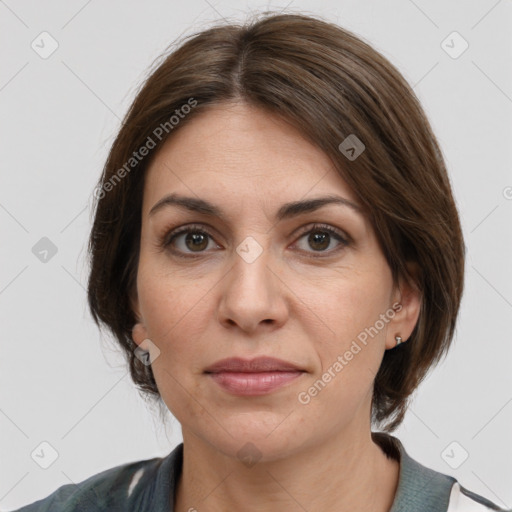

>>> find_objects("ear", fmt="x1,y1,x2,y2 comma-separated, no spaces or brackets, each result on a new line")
385,262,422,350
130,292,151,350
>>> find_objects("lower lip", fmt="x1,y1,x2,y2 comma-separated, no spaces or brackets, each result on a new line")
207,371,304,396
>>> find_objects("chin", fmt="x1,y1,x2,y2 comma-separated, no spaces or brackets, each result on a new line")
194,419,312,465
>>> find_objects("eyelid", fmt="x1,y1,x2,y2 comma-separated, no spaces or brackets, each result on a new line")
290,223,350,257
161,222,219,244
293,222,350,243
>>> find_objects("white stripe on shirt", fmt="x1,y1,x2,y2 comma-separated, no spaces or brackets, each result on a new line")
447,482,507,511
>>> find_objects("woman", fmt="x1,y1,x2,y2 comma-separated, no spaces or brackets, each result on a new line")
12,11,509,512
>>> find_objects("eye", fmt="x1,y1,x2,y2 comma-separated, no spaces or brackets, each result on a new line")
292,223,349,257
161,222,350,258
163,224,219,257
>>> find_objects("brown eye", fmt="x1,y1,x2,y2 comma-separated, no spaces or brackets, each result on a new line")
182,231,209,252
294,224,349,257
162,222,349,259
163,225,219,257
308,231,331,251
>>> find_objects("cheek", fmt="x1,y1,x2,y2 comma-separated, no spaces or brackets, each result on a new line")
136,264,213,353
300,268,392,395
137,271,213,419
304,268,391,342
295,280,388,423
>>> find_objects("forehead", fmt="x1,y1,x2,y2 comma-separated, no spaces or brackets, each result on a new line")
143,103,360,216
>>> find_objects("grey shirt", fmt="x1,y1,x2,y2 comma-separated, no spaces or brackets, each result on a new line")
10,433,509,511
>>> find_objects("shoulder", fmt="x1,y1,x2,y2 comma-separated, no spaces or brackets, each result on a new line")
7,452,172,512
373,433,510,512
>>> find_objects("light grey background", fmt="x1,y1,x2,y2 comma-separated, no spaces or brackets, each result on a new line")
1,0,511,509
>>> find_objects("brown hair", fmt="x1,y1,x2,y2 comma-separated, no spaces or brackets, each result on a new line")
87,12,465,432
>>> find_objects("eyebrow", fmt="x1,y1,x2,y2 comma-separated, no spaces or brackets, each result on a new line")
149,192,362,221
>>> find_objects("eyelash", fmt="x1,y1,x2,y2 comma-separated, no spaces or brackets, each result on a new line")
159,223,350,259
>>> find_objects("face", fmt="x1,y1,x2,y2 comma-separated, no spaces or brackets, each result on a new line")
131,102,420,462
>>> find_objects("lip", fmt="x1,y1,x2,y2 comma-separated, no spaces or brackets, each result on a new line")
204,356,304,373
204,357,306,396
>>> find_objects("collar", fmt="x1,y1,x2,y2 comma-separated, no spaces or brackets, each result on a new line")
372,432,456,511
147,433,456,512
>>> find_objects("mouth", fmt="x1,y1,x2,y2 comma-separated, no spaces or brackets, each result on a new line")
204,357,306,396
204,356,305,373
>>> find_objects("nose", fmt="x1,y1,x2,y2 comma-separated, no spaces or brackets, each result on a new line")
217,239,289,334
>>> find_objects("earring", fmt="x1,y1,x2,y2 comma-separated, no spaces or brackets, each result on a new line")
395,335,403,346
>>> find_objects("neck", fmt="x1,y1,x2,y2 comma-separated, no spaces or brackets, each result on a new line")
174,429,400,512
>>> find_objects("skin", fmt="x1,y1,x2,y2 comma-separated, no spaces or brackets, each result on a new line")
131,101,421,512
